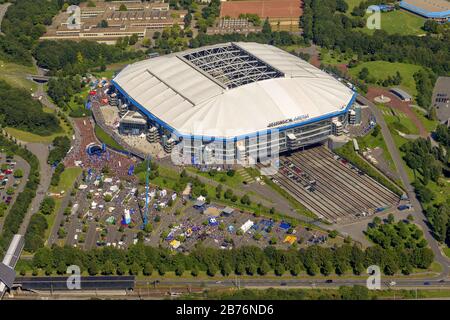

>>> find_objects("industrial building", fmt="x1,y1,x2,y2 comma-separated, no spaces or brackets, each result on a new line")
111,42,357,165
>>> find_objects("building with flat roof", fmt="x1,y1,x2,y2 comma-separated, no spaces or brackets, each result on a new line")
220,0,303,31
111,42,356,165
41,1,187,41
119,110,148,135
390,88,412,102
399,0,450,22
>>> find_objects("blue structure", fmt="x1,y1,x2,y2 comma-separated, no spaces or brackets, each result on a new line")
86,143,106,156
399,0,450,21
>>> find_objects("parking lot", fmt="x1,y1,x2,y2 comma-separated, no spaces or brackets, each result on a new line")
57,163,341,252
271,145,400,224
0,153,29,232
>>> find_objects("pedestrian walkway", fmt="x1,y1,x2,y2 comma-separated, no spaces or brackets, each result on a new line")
236,168,254,184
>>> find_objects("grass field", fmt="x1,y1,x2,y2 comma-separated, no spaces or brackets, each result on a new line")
186,167,247,189
360,10,426,36
0,60,37,91
44,167,82,240
319,48,354,66
349,61,423,96
377,104,419,135
357,128,399,179
412,107,438,132
94,124,125,151
444,247,450,258
50,167,82,194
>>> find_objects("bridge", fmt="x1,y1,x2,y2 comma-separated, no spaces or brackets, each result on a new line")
26,74,51,83
0,234,24,299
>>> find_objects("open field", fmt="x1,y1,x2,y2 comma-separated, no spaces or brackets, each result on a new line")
378,104,420,135
50,167,82,194
44,167,82,240
361,10,426,36
349,61,423,96
412,107,438,132
94,124,125,151
0,60,37,91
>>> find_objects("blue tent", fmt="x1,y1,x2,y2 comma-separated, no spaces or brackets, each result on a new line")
280,221,291,230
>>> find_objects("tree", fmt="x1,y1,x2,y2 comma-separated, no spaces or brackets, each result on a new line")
129,33,139,46
262,18,272,34
143,262,153,276
119,4,127,11
130,262,140,275
103,260,115,275
191,266,199,277
88,260,98,276
175,264,185,276
274,264,285,276
358,67,369,80
258,260,270,275
13,169,23,178
98,20,108,28
221,262,232,276
117,262,127,275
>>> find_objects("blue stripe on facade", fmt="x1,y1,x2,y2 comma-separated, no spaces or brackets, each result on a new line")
111,79,357,143
399,1,450,19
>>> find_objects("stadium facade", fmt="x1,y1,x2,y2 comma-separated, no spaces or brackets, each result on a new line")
111,42,357,165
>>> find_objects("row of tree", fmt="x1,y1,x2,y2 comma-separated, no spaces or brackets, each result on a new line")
34,40,144,75
26,242,434,277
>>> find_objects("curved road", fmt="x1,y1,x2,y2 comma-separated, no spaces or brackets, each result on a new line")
357,95,449,279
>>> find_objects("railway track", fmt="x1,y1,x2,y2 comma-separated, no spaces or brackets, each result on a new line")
270,146,399,223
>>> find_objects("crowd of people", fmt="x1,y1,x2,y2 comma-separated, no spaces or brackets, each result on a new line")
64,118,138,178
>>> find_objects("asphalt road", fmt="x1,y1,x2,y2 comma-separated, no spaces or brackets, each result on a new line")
0,3,11,35
12,276,450,293
357,95,450,278
18,143,52,236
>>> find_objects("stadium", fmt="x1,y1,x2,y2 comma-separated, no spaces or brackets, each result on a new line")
111,42,357,164
399,0,450,22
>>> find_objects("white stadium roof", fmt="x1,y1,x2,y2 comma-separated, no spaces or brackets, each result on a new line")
112,42,356,139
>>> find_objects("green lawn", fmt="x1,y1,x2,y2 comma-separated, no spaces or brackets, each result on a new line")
349,61,423,96
412,107,438,133
50,167,82,194
357,128,398,180
361,10,426,36
0,60,37,91
46,167,82,240
443,247,450,259
335,141,404,196
319,48,354,66
345,0,364,14
378,104,419,135
94,124,125,151
186,167,247,189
